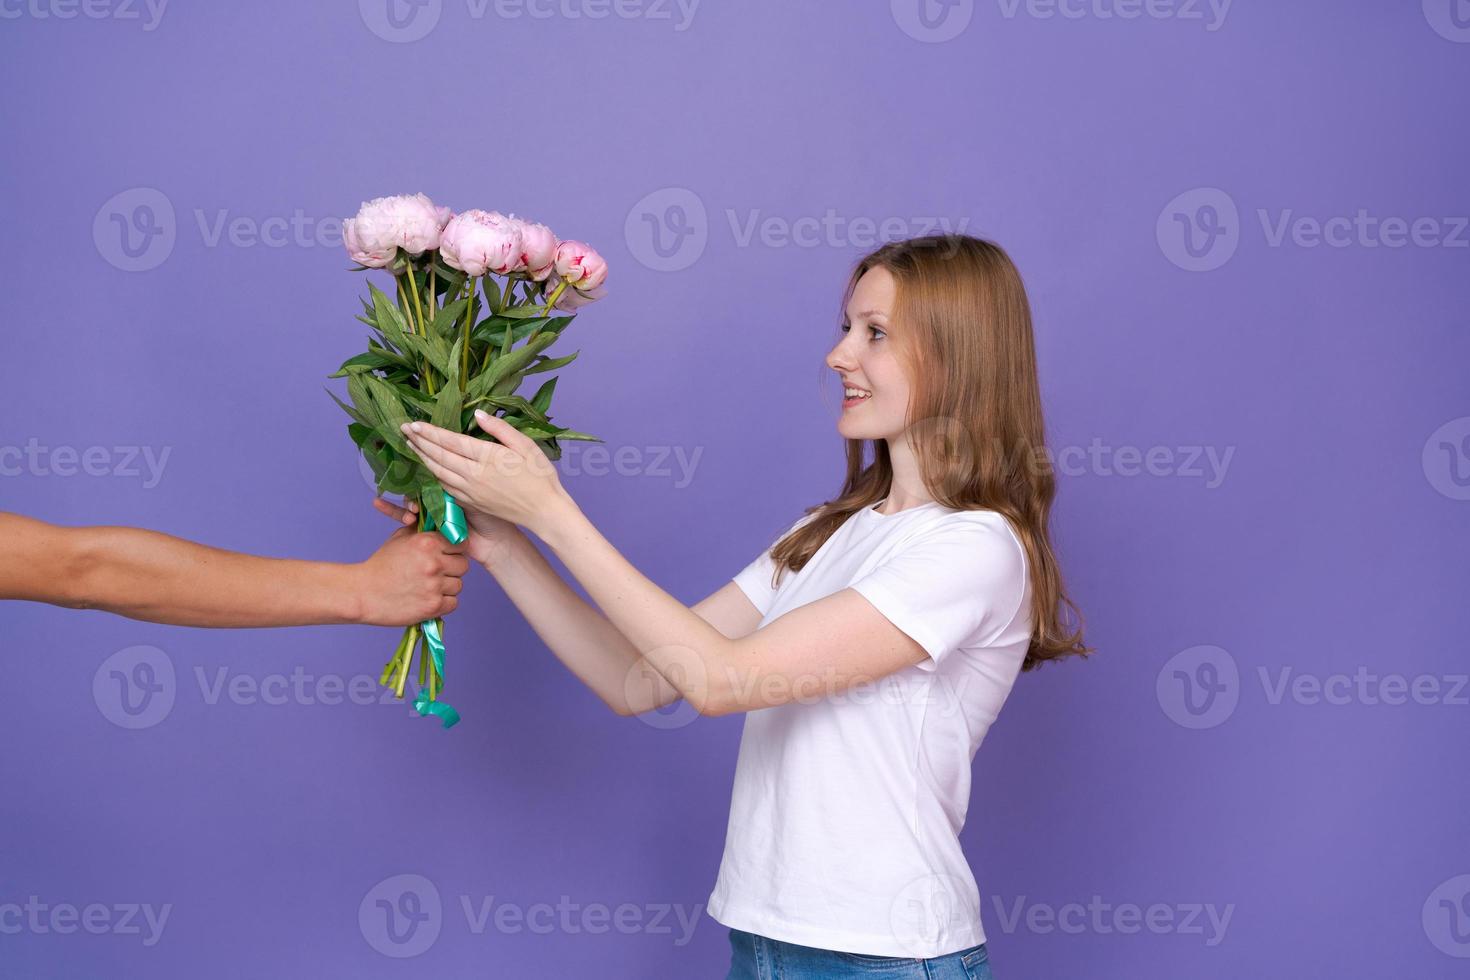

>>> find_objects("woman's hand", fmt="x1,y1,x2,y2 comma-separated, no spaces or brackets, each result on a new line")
398,410,574,541
371,493,522,570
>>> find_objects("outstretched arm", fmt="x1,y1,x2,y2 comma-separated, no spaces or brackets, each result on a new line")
372,495,764,716
399,414,931,716
0,510,468,628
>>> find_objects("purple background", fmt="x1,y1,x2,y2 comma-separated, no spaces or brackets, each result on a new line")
3,1,1468,976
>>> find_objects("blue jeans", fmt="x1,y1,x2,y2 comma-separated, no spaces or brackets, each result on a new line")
724,927,993,979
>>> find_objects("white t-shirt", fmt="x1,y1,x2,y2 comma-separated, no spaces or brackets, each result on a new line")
705,499,1033,958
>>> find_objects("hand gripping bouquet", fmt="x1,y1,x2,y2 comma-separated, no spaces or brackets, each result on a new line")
330,193,607,728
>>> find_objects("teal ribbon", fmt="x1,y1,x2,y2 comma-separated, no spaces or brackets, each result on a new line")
437,494,468,545
413,686,461,729
412,492,464,729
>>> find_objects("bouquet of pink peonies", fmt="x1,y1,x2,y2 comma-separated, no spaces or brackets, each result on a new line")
330,192,607,728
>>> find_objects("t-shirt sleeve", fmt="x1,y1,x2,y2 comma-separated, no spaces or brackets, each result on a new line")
732,512,819,619
847,515,1029,672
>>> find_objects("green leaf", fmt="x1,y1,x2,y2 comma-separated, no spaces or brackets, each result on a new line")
430,297,470,341
473,315,553,350
430,382,463,432
387,382,434,413
347,422,375,447
523,350,579,375
346,374,381,427
380,457,420,495
506,418,600,443
431,257,467,285
327,387,372,427
368,282,412,351
529,376,557,416
397,332,454,381
549,428,602,442
420,481,449,529
466,330,560,400
476,394,549,423
329,350,397,378
363,376,412,454
446,335,464,391
501,304,548,319
368,340,415,370
482,276,501,312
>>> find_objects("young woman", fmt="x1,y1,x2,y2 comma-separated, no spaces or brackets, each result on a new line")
377,233,1089,978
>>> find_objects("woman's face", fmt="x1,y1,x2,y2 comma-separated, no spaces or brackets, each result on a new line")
825,265,911,441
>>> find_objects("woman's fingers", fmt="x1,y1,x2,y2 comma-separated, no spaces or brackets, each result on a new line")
402,426,479,482
402,422,490,463
473,410,537,455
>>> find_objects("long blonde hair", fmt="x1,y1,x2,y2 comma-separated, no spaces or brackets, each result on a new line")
769,234,1090,671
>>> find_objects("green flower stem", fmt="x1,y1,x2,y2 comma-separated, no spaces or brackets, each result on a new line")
380,625,413,686
405,258,427,336
418,631,428,688
460,277,476,392
396,275,415,334
393,623,421,699
541,280,568,315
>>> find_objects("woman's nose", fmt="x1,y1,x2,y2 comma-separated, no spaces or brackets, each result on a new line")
825,341,853,372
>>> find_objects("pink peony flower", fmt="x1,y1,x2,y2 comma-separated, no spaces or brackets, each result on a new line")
439,210,524,277
515,219,559,281
549,282,608,312
551,240,608,290
343,192,445,268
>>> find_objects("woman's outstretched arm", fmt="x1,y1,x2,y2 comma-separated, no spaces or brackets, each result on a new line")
0,510,467,628
372,495,764,716
400,414,935,716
